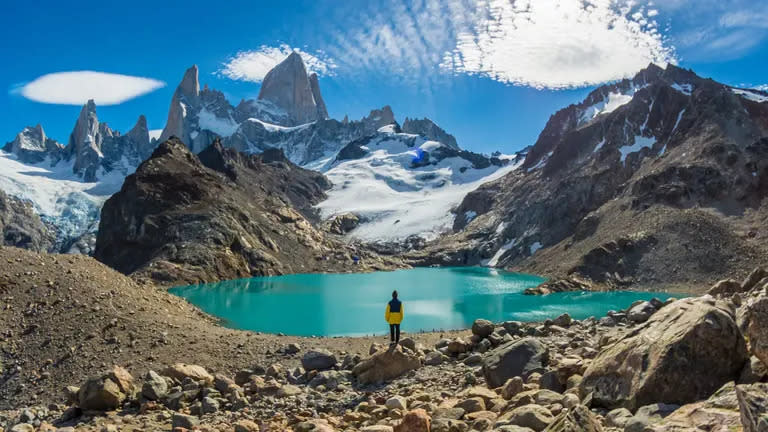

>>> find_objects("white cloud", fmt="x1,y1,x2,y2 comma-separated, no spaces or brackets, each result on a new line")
14,71,165,105
315,0,675,89
218,44,337,82
440,0,676,89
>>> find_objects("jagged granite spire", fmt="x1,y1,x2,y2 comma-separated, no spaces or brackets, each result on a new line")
67,100,104,181
309,72,328,120
3,123,64,163
258,52,326,125
159,65,200,143
126,114,153,160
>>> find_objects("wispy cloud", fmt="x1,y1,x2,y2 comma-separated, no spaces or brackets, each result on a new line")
218,44,337,82
307,0,674,89
440,0,674,89
12,71,165,105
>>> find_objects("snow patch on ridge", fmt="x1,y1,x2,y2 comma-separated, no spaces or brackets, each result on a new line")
198,109,239,137
732,88,768,104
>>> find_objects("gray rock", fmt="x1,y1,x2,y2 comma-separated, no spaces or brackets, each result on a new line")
551,313,572,327
472,319,495,337
482,338,549,388
141,370,168,401
172,413,200,429
301,349,337,371
736,382,768,432
201,396,219,414
258,52,326,125
624,403,678,432
604,407,633,428
627,301,656,323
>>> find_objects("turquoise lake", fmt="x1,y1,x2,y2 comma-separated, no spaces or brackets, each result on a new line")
170,267,680,336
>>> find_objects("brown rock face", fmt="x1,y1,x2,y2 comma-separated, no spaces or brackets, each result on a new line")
352,345,421,385
736,383,768,432
94,138,401,285
580,297,747,410
745,293,768,369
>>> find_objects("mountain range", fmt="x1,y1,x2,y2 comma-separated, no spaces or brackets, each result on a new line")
2,55,767,290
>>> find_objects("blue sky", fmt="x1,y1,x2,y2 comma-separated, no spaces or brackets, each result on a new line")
2,0,767,154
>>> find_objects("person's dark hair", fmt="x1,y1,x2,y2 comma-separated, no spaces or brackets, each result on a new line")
392,290,398,299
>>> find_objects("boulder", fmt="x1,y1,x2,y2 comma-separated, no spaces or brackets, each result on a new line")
647,382,742,432
353,345,421,384
234,420,260,432
456,397,485,413
736,383,768,432
162,363,213,385
624,403,679,432
708,279,743,296
141,370,168,400
542,405,602,432
172,413,200,430
502,377,525,400
745,293,768,369
302,349,337,371
472,319,494,338
482,338,549,388
551,314,572,327
604,408,632,428
500,404,554,432
394,408,431,432
742,268,768,292
78,375,125,411
740,356,768,384
386,395,408,411
627,301,656,323
108,366,135,397
447,338,471,355
580,297,747,410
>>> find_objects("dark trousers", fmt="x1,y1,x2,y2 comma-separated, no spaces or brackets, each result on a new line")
389,324,400,343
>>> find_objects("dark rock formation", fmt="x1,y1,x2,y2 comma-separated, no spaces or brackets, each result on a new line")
402,117,459,150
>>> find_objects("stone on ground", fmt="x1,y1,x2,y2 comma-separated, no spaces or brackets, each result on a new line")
353,345,421,385
78,375,125,411
472,319,494,338
499,404,554,432
394,408,431,432
736,382,768,432
162,363,213,385
301,349,337,371
579,297,747,410
482,338,549,388
542,405,602,432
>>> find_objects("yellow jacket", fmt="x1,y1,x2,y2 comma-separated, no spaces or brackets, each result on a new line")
385,299,403,324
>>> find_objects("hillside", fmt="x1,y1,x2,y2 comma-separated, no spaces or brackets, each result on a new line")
414,64,768,293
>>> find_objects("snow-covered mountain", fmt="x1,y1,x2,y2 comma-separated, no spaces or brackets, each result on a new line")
1,53,519,252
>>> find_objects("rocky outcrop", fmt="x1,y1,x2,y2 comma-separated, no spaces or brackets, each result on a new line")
66,100,103,181
0,189,54,251
402,117,459,150
580,297,747,410
257,52,327,126
94,138,401,285
309,72,328,121
736,383,768,432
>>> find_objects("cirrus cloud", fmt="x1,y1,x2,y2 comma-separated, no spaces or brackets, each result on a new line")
218,44,337,82
13,71,165,105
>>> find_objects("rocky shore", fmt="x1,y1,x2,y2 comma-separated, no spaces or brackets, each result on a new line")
2,244,767,431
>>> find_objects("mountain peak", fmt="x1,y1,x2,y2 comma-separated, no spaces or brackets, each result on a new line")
257,53,326,125
178,65,200,100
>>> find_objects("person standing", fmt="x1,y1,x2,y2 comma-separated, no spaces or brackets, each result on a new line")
385,290,403,345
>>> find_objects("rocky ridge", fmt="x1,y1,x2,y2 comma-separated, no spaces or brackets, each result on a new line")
415,63,768,293
3,250,768,431
93,138,403,285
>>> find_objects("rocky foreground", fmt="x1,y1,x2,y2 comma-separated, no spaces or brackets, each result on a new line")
2,246,768,431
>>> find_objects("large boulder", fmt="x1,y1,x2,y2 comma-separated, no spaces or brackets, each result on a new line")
301,349,337,371
579,297,747,410
499,404,554,431
142,370,168,400
543,405,602,432
78,376,126,411
162,363,214,385
353,345,421,384
736,383,768,432
482,338,549,388
745,293,768,369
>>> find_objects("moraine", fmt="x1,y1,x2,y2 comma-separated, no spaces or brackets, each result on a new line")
170,267,684,336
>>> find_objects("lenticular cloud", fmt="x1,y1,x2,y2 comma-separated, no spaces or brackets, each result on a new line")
440,0,676,89
218,44,337,83
17,71,165,105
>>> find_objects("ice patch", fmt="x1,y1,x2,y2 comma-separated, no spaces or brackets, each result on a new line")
593,138,606,153
671,83,693,95
198,109,239,137
377,124,398,133
620,134,656,163
732,88,768,104
247,118,314,133
529,241,542,255
464,211,477,224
